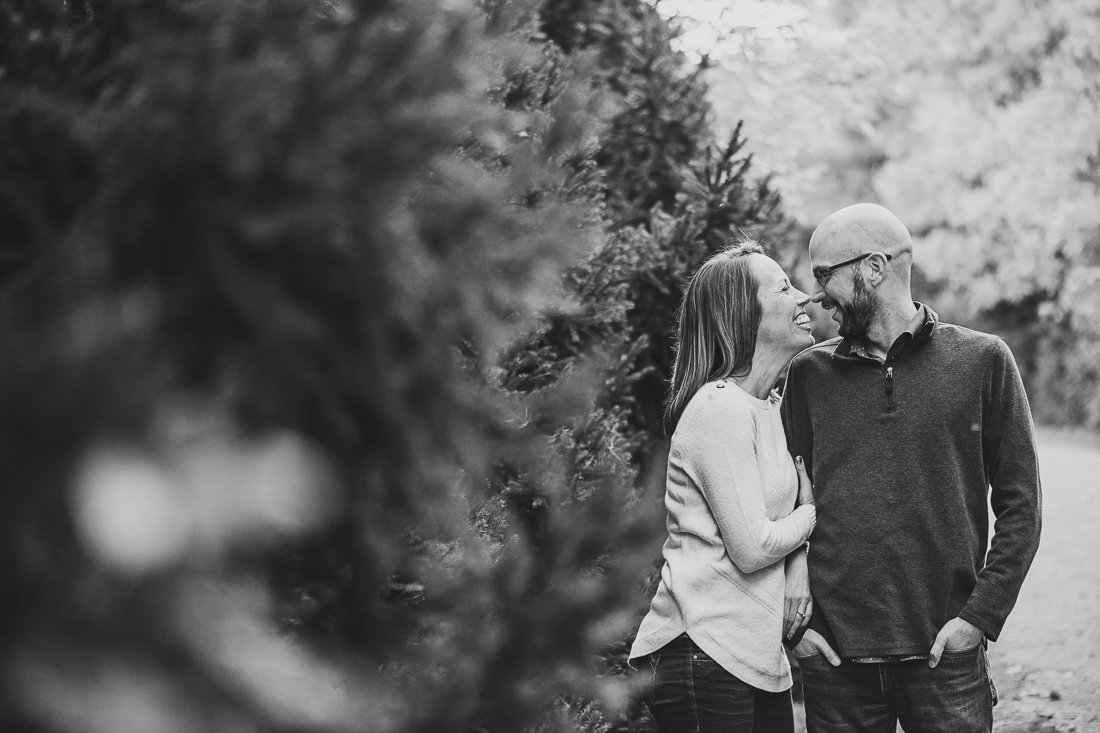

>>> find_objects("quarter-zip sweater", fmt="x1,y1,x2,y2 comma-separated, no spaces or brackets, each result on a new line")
781,306,1041,658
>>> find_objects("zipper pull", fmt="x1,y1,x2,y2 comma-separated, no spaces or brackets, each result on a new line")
885,366,896,412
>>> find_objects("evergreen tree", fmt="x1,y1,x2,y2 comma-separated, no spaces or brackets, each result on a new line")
507,0,796,466
0,0,811,730
497,2,807,729
0,0,657,731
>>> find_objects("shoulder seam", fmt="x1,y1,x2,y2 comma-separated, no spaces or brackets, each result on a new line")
933,322,1001,343
693,381,753,408
679,382,758,433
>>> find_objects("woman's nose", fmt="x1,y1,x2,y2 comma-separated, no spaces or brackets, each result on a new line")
794,288,811,307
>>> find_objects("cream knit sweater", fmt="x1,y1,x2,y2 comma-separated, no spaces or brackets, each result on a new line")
629,379,816,692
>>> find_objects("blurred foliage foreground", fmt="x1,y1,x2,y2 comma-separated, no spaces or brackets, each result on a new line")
0,0,804,731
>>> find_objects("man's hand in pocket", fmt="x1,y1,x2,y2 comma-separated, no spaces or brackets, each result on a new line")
928,617,983,668
793,629,841,666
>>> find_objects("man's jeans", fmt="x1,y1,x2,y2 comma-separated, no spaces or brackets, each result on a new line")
643,633,794,733
797,645,996,733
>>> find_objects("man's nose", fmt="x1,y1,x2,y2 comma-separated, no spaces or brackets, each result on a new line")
809,279,826,303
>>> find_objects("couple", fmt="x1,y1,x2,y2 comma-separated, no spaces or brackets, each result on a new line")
629,204,1042,733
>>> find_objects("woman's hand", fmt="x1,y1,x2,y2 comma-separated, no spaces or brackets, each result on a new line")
795,456,814,506
784,548,812,640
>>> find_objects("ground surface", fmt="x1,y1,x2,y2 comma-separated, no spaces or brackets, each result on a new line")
986,429,1100,732
792,427,1100,732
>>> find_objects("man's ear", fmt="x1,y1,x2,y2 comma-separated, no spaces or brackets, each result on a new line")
866,252,890,285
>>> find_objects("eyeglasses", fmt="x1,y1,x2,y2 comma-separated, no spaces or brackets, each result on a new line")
812,252,893,287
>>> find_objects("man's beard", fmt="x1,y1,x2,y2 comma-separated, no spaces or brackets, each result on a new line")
837,270,876,339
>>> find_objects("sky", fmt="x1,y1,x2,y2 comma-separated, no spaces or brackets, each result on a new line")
652,0,820,63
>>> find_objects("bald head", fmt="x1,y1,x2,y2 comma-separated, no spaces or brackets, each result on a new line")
810,203,913,263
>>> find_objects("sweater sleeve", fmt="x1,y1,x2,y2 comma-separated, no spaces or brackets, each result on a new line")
781,358,815,481
958,338,1042,641
686,389,816,574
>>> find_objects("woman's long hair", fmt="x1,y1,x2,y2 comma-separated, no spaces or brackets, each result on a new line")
664,241,764,435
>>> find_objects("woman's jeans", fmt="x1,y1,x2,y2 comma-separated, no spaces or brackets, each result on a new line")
797,643,996,733
643,633,794,733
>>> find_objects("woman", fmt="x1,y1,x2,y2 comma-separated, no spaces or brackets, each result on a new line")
629,242,817,733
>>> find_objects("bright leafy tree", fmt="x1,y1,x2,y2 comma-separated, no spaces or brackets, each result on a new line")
707,0,1100,427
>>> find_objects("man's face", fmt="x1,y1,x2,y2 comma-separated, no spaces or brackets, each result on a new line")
810,250,877,339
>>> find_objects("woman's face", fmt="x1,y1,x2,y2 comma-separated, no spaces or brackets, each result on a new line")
749,254,813,357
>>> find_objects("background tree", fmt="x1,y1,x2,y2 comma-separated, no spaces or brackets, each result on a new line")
706,0,1100,427
491,4,815,729
507,0,803,468
0,0,817,729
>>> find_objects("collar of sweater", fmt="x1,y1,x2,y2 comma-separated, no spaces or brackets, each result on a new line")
827,303,938,364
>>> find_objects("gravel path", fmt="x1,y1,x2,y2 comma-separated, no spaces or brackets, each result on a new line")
987,428,1100,733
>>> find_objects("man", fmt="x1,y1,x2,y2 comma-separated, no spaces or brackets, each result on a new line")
781,203,1042,732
